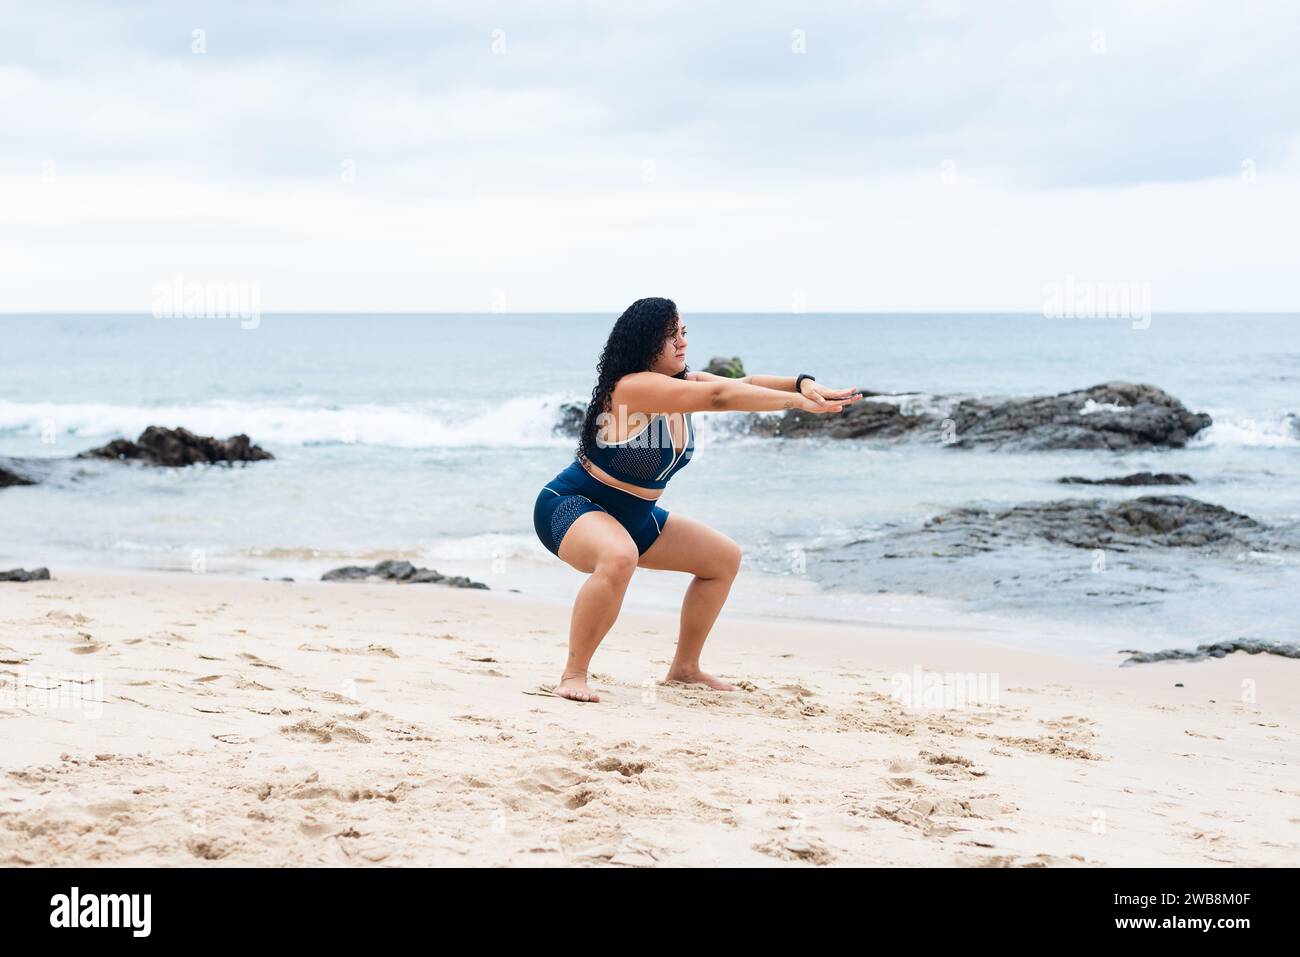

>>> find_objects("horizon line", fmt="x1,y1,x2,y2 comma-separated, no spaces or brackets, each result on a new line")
2,310,1298,317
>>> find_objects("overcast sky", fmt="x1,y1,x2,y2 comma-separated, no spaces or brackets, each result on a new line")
2,0,1297,312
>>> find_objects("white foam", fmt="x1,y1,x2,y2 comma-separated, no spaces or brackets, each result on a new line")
859,391,963,419
0,394,586,449
1192,412,1300,448
421,532,542,563
1079,399,1131,415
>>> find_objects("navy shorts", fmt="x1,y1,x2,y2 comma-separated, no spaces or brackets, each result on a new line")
534,460,670,559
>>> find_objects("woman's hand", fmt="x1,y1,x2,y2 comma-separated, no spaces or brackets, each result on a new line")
797,382,864,414
800,378,860,402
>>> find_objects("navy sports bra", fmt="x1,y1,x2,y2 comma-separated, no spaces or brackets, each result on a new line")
581,412,695,489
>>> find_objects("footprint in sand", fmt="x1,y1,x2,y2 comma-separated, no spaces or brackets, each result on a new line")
515,765,590,806
920,750,978,769
872,793,1004,837
278,718,371,744
1040,715,1098,739
290,686,361,705
238,652,281,670
753,834,834,865
967,851,1079,867
605,841,662,868
299,641,397,657
592,756,650,778
187,836,239,860
281,778,411,804
45,610,92,625
344,644,399,658
384,724,434,742
451,664,509,677
995,734,1101,761
194,674,273,691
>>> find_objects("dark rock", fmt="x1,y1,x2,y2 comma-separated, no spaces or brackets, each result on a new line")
0,567,51,581
1119,638,1300,665
736,380,1210,451
704,356,746,378
553,402,587,439
321,566,372,581
77,426,273,466
918,495,1272,552
1,457,93,488
0,463,37,487
1058,472,1195,486
321,559,488,589
947,382,1212,450
833,495,1285,561
747,396,931,440
438,574,488,588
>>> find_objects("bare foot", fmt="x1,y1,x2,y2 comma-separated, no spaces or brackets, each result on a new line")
553,673,600,702
663,668,738,692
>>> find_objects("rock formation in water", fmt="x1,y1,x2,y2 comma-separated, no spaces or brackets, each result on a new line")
1057,472,1195,486
0,567,51,581
321,559,488,589
553,379,1213,451
78,426,274,466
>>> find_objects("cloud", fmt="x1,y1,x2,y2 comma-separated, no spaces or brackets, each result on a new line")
1,0,1297,310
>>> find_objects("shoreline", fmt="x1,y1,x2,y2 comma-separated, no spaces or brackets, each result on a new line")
2,566,1297,866
1,554,1157,666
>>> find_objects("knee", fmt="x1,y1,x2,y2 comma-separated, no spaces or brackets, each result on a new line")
594,547,639,584
708,539,743,580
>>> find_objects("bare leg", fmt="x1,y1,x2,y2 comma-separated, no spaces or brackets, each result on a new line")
553,512,640,703
637,512,743,691
664,570,739,690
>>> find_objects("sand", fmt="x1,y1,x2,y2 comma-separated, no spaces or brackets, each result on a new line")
1,567,1297,867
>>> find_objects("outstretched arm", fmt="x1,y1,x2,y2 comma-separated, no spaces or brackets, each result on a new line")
688,370,862,405
617,371,862,415
708,377,863,413
688,370,795,391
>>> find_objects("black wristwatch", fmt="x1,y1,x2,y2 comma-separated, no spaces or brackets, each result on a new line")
795,373,815,394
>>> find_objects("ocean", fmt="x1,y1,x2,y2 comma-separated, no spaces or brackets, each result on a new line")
2,313,1297,661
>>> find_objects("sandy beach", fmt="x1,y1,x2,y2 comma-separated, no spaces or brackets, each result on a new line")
1,567,1296,867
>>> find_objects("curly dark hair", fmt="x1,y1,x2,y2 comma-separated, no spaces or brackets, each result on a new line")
575,297,689,462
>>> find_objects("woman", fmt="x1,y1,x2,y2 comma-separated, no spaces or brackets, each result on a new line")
532,297,863,702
